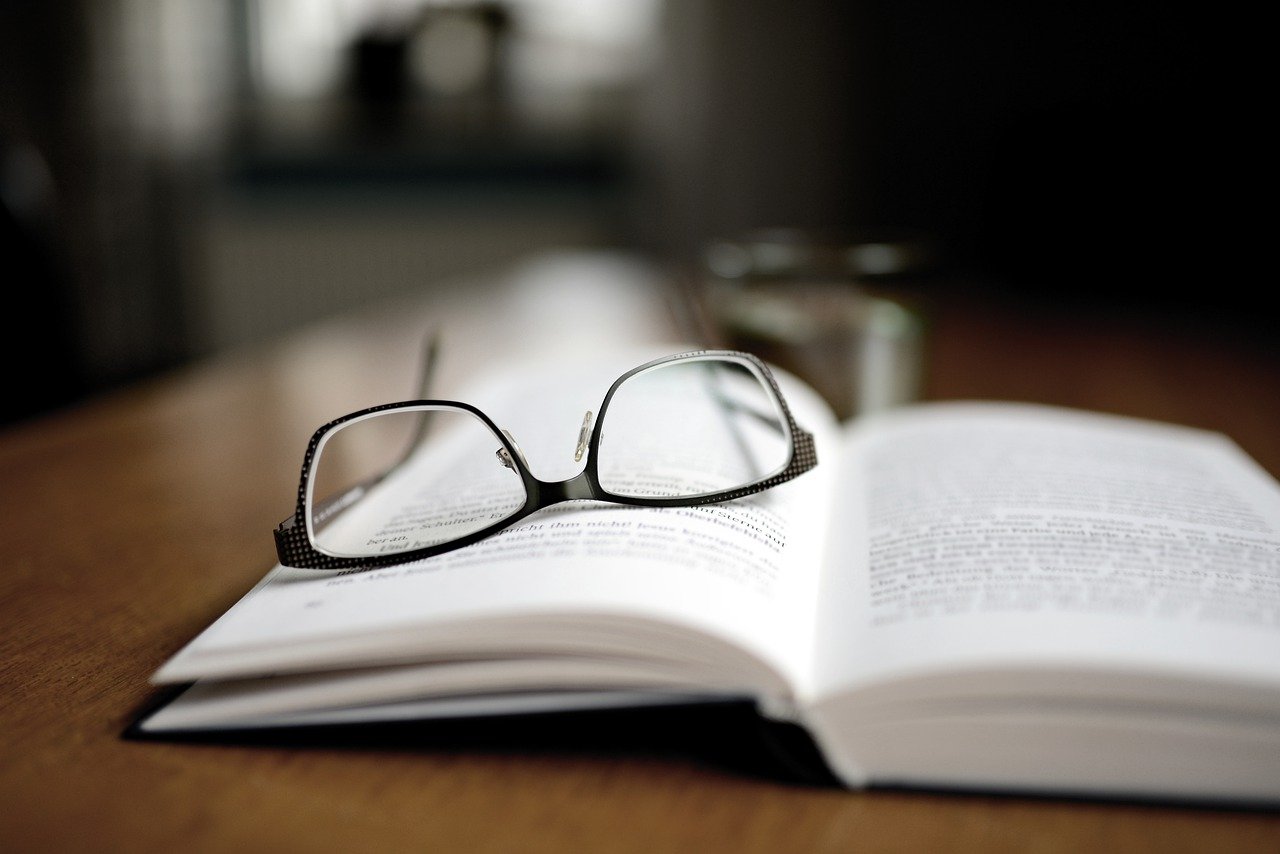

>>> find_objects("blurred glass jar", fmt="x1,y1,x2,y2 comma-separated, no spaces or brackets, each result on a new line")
689,230,930,422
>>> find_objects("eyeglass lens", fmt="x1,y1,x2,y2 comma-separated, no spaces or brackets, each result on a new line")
595,357,791,499
308,406,527,559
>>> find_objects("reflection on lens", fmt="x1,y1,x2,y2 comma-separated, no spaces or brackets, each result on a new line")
596,356,791,499
308,406,526,558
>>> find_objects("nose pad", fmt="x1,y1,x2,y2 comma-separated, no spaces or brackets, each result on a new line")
574,410,594,462
495,428,530,471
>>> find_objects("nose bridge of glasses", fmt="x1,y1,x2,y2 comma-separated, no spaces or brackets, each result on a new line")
541,469,596,503
494,410,595,478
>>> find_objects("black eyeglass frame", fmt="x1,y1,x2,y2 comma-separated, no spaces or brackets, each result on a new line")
274,349,818,571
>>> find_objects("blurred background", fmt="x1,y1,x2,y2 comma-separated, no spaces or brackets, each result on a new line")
0,1,1264,427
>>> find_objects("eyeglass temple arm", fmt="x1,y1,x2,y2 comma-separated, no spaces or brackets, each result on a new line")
275,329,446,567
697,367,769,479
698,362,814,481
710,392,788,434
275,467,395,563
277,329,439,555
696,363,789,437
414,328,442,399
392,328,445,469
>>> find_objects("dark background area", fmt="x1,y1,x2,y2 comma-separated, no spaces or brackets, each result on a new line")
1,1,1265,427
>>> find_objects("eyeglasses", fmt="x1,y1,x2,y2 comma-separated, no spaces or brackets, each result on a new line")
274,347,818,571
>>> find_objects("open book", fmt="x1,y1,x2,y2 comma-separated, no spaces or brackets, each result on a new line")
138,344,1280,805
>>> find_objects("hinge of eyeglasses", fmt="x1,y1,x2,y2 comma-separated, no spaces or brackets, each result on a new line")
496,429,529,471
574,410,593,462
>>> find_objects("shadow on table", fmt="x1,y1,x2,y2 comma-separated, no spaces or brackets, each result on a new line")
122,691,842,789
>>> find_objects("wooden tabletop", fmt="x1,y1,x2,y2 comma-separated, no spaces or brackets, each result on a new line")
2,253,1278,852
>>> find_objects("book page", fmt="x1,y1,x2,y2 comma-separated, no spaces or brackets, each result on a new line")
141,656,747,732
812,402,1280,701
156,344,839,702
